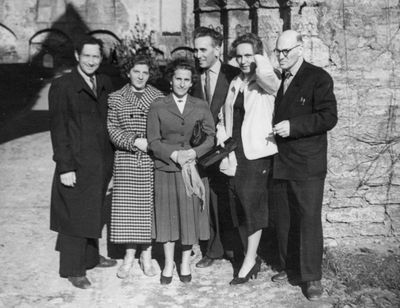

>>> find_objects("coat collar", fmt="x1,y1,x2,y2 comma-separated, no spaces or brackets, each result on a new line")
164,93,196,119
71,67,105,100
277,60,308,107
118,83,159,112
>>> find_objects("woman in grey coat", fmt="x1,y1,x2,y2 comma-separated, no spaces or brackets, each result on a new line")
107,55,164,278
147,58,215,284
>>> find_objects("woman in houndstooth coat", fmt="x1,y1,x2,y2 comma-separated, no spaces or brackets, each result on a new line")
107,55,164,279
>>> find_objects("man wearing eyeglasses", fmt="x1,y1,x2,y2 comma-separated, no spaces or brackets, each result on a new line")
271,30,338,301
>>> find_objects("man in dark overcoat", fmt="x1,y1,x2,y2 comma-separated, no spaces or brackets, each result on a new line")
271,30,338,301
49,37,116,289
191,27,242,268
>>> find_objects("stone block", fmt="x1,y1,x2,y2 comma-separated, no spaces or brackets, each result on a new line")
326,206,385,223
328,197,365,209
323,222,354,238
387,204,400,235
365,186,400,204
323,220,391,238
328,178,365,198
358,220,392,236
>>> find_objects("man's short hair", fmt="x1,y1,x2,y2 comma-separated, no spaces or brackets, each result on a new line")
193,26,223,47
75,36,104,55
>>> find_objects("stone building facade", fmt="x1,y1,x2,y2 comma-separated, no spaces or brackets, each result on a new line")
0,0,399,246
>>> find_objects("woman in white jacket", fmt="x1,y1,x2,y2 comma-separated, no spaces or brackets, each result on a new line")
217,33,280,285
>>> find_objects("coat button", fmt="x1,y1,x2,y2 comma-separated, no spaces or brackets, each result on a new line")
130,114,133,118
140,113,145,117
181,121,184,126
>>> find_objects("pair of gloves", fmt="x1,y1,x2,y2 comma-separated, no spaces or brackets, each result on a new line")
170,149,196,167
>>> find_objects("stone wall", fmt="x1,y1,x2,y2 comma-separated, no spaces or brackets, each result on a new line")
264,0,400,245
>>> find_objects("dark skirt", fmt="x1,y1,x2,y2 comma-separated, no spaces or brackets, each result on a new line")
152,169,210,245
229,90,272,235
229,156,272,236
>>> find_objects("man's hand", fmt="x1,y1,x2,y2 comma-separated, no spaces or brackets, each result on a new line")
106,177,113,195
60,171,76,187
134,138,148,152
273,120,290,138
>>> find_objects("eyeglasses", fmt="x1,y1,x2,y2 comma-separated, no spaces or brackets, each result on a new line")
274,45,301,57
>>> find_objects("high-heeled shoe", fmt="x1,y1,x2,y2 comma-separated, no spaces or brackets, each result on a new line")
160,265,175,285
179,274,192,283
160,273,173,285
139,256,157,277
229,259,261,285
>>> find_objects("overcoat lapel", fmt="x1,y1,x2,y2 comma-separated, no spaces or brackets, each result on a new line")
210,64,230,115
71,67,98,101
165,94,184,119
277,62,307,112
96,75,107,99
182,95,196,118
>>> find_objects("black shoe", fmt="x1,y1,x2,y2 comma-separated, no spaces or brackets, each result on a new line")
229,259,261,285
271,270,288,282
195,256,214,268
67,276,91,289
160,274,173,285
179,274,192,283
305,280,323,301
97,255,117,268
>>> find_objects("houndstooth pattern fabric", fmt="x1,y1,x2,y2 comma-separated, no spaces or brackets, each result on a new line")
107,84,164,243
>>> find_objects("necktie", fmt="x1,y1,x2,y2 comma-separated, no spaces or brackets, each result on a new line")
283,70,292,94
204,70,212,104
90,76,97,96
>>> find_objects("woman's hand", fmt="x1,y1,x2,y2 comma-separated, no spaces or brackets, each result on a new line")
176,149,196,167
134,138,148,152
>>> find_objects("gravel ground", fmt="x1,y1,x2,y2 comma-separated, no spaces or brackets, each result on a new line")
0,132,334,308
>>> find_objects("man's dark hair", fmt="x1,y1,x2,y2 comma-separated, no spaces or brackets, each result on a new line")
193,26,223,47
75,36,104,55
231,33,264,56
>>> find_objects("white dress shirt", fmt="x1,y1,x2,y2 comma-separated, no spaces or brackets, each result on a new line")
172,94,187,114
201,60,221,102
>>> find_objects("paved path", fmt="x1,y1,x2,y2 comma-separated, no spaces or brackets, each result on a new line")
0,132,334,308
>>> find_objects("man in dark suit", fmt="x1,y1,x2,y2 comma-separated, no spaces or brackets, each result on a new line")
191,27,241,268
49,37,116,289
271,30,338,300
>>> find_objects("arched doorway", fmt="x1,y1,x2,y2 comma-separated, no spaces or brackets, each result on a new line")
0,24,18,63
29,29,73,69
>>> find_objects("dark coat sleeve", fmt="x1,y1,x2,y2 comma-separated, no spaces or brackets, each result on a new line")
290,70,338,138
48,77,76,174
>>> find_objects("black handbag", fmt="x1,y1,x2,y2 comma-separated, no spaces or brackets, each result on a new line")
190,119,207,147
197,137,237,168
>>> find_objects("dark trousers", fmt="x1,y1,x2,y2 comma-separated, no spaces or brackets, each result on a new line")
273,178,325,282
56,233,100,277
202,167,238,259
